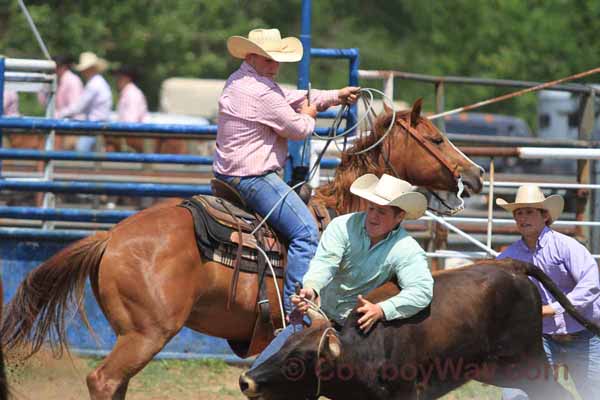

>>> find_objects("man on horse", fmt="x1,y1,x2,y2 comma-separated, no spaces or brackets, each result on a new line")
213,28,360,315
250,173,434,367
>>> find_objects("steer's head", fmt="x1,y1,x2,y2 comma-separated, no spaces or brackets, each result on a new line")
239,322,342,400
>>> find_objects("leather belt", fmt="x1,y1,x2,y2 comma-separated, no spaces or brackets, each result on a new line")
545,331,586,344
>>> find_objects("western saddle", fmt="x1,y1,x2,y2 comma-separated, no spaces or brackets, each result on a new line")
178,178,332,357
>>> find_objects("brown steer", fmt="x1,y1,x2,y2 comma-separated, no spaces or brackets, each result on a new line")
240,259,600,400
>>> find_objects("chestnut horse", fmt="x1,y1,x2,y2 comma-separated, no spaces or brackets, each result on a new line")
1,100,483,399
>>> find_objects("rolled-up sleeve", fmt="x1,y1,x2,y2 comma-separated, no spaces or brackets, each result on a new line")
284,88,340,111
378,248,433,321
303,218,347,296
257,89,315,140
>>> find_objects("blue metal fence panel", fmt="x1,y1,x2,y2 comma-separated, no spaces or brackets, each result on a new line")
0,148,341,166
0,181,212,197
0,206,134,223
0,148,215,164
0,239,246,361
0,116,217,135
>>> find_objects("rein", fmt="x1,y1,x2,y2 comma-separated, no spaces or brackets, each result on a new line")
247,89,467,333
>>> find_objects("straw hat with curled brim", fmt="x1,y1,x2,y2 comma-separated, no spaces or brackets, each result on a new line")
350,174,428,220
227,28,303,62
75,52,108,72
496,184,564,224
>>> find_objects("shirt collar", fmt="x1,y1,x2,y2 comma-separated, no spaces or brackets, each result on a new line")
121,82,134,93
240,61,256,75
240,61,275,82
517,225,552,253
537,226,552,248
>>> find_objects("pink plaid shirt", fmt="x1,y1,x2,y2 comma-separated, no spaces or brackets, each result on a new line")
117,82,148,123
3,89,19,116
214,62,339,176
37,69,84,117
56,69,84,115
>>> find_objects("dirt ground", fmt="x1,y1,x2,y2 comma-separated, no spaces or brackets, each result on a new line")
6,350,247,400
3,348,520,400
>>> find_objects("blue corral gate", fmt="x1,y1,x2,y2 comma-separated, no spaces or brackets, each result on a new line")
0,3,359,359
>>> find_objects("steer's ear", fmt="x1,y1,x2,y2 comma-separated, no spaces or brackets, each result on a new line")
324,331,341,359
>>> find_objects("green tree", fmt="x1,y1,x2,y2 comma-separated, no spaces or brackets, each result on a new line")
2,0,600,129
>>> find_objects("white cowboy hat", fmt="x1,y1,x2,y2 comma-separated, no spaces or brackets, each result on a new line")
496,184,564,224
350,174,428,220
227,28,303,62
75,52,108,72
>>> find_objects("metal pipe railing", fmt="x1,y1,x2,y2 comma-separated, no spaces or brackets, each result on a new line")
0,116,343,138
4,58,55,72
0,180,212,197
0,148,341,169
358,69,594,94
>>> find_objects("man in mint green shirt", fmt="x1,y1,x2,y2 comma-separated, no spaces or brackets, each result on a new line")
250,173,433,368
297,173,433,333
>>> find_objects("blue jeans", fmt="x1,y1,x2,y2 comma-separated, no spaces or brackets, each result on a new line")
251,323,304,369
213,171,319,314
76,136,96,152
502,330,600,400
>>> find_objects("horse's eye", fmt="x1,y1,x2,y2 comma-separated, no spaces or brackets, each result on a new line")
431,138,444,145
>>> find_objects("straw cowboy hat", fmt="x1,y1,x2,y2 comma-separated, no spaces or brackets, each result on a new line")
227,28,303,62
350,174,428,220
496,184,564,224
75,52,108,72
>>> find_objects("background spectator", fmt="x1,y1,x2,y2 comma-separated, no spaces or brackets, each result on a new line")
106,65,148,152
57,51,112,152
39,55,84,149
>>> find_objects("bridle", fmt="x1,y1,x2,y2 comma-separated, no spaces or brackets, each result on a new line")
307,88,468,215
395,118,461,181
382,117,466,215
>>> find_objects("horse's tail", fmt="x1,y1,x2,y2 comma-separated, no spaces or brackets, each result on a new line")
523,262,600,336
1,231,110,358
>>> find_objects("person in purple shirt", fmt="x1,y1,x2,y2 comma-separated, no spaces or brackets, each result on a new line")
496,184,600,400
58,52,113,152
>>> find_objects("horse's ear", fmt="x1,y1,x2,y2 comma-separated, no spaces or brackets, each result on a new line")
410,98,423,127
383,100,393,114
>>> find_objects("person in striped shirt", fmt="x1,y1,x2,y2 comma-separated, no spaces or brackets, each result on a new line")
213,28,359,315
